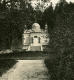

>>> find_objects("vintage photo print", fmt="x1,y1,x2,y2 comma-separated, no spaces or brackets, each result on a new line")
0,0,74,80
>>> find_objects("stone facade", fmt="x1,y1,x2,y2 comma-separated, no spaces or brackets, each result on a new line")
22,23,49,51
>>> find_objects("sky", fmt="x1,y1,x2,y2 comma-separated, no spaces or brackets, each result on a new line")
64,0,74,3
31,0,74,10
50,0,74,5
48,0,74,7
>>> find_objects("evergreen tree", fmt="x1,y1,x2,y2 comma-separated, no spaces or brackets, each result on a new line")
41,3,55,32
45,0,74,80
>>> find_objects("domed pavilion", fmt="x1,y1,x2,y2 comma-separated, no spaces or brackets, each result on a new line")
22,23,49,51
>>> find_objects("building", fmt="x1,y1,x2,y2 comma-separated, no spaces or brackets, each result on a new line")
22,23,49,51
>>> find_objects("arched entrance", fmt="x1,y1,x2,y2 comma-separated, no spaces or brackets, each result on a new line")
28,36,43,51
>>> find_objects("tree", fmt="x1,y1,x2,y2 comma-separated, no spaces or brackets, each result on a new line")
41,3,55,33
0,0,43,49
44,1,74,80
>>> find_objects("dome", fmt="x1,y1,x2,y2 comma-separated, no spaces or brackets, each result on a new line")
32,23,41,32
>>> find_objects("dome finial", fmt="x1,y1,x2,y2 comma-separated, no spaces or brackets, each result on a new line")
45,23,48,32
32,23,41,32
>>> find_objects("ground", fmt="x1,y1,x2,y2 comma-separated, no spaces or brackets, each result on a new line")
0,60,49,80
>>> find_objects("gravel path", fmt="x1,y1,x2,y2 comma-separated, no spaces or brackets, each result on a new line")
0,60,49,80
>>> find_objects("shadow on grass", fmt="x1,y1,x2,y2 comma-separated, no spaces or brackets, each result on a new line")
44,54,74,80
0,59,18,76
0,51,49,59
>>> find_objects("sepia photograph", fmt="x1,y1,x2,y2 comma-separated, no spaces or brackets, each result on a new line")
0,0,74,80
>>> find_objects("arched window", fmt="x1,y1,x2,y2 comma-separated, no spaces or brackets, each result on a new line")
38,37,40,43
34,36,37,38
32,37,33,43
30,37,33,43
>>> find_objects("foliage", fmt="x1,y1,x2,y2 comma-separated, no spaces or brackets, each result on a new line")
0,0,43,49
41,3,55,31
44,0,74,80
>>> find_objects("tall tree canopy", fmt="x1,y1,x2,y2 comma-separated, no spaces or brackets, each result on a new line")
44,0,74,80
